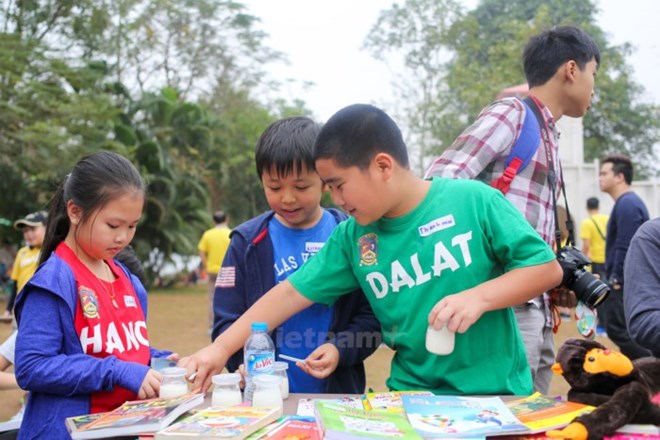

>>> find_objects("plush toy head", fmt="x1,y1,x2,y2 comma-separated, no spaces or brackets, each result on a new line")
547,338,660,440
552,338,634,391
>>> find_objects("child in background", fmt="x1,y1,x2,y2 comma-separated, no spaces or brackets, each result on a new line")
2,211,48,321
0,212,47,436
212,116,381,394
184,104,563,396
14,151,175,439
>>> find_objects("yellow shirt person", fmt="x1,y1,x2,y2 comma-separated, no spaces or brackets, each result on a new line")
198,210,231,330
580,197,608,280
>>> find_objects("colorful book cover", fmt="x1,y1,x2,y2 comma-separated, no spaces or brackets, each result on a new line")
362,391,434,413
67,393,204,439
259,417,321,440
296,396,365,417
505,393,595,433
402,395,530,438
154,405,283,440
314,400,423,439
65,412,108,432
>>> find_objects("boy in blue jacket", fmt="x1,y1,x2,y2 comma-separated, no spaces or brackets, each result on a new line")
212,116,381,394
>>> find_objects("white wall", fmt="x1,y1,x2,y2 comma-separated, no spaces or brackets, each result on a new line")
557,117,659,247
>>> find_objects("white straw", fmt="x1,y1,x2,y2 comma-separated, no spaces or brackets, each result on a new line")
278,354,306,363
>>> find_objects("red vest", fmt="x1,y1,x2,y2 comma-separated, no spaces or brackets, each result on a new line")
56,243,150,413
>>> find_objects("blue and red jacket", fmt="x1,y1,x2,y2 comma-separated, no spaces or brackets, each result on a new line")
211,208,382,394
14,253,171,440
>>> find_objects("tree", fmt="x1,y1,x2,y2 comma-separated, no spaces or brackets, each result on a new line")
365,0,659,176
111,87,214,282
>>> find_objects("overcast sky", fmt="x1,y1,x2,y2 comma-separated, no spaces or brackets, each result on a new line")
242,0,660,122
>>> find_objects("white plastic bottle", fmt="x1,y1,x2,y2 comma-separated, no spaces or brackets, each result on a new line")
243,322,275,403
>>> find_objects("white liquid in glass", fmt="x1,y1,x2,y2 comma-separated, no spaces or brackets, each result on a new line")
425,324,455,355
159,382,188,398
279,375,289,399
252,388,283,407
212,389,242,407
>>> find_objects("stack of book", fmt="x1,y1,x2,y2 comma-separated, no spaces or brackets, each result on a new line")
62,390,659,439
66,393,204,439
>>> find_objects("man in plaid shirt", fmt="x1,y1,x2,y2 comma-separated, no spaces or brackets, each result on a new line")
425,25,600,393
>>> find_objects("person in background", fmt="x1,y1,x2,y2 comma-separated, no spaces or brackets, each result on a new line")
14,151,175,439
182,104,562,396
0,331,22,439
623,217,660,357
598,154,650,359
198,210,231,331
212,116,381,393
2,212,47,321
424,25,599,393
580,197,608,281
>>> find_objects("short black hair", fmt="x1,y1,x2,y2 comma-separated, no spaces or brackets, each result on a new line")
523,25,600,88
212,210,226,224
602,154,634,185
314,104,409,170
255,116,321,178
586,197,599,210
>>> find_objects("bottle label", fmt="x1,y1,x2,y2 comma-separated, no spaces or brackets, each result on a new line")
246,353,274,376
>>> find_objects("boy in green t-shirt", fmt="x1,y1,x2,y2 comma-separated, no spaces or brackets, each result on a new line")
183,104,563,395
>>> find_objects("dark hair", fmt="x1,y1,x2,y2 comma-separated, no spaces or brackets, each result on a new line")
601,154,633,185
212,210,226,224
40,151,145,265
586,197,599,210
115,245,147,285
314,104,409,170
255,116,321,179
523,26,600,88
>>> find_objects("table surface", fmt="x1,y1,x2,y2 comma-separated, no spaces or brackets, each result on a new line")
202,392,520,416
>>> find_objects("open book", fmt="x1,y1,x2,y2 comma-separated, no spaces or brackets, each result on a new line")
315,400,422,439
66,392,204,439
505,393,595,433
155,405,283,440
402,395,530,438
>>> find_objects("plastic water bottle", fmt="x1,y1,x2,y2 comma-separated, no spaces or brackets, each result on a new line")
243,322,275,403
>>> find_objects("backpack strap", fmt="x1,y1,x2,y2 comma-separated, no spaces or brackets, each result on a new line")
591,217,606,240
491,98,541,194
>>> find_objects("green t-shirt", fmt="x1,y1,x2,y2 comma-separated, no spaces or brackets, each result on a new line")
289,178,556,395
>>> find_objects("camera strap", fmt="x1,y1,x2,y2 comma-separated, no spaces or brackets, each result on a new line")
524,96,575,253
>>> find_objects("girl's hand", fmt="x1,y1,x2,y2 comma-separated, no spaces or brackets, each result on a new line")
138,369,162,399
297,343,339,379
166,353,180,362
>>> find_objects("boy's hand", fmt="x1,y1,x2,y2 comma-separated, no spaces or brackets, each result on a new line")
428,289,485,334
297,343,339,379
179,344,228,393
236,364,246,389
138,369,162,399
549,287,578,308
166,352,180,362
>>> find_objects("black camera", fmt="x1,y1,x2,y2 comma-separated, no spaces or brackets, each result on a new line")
556,246,610,308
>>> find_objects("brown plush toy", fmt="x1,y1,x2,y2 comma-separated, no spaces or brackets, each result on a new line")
546,338,660,440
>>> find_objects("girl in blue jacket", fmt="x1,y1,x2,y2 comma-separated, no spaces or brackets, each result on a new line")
14,151,174,439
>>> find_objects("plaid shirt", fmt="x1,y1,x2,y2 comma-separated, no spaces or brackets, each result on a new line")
424,97,561,247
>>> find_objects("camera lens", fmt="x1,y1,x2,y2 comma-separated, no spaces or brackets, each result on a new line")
570,269,610,308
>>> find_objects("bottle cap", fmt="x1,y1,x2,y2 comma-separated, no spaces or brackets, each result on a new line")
161,367,187,377
253,374,282,386
251,322,268,332
274,361,288,371
212,372,241,385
